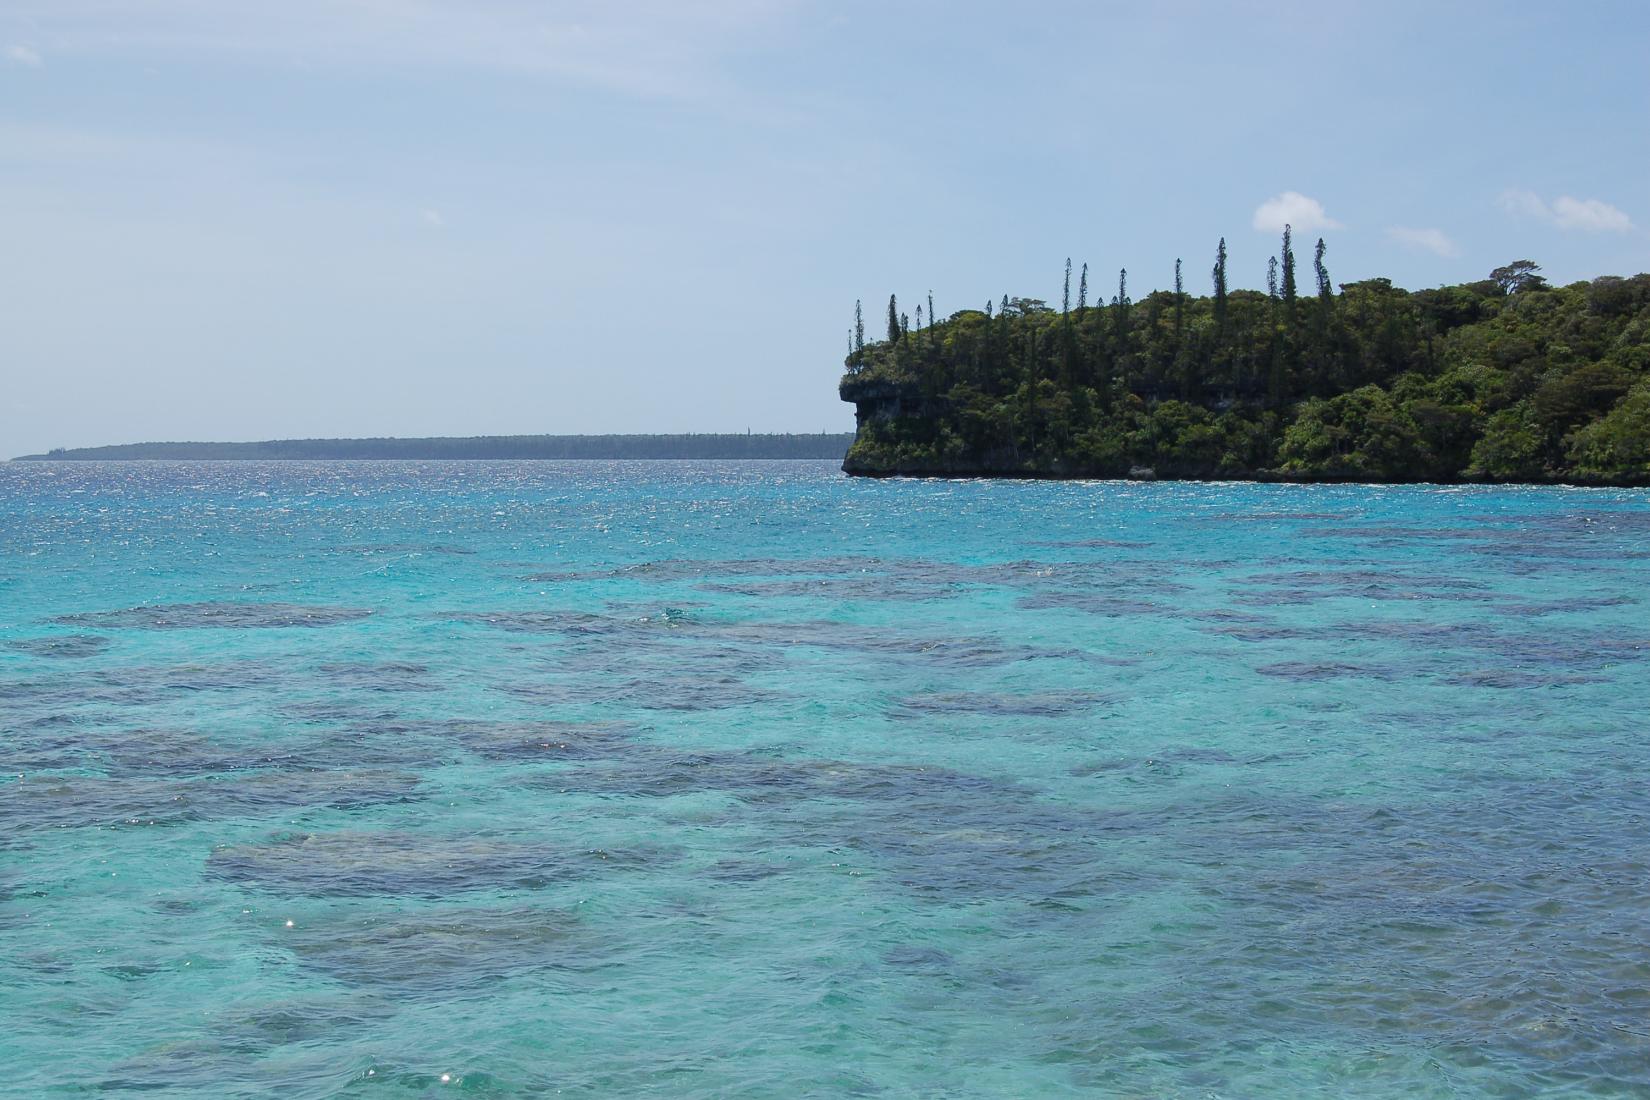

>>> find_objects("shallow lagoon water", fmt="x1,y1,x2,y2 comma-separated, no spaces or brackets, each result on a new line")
2,460,1647,1098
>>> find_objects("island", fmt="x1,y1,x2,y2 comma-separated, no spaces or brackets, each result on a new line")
14,433,855,462
839,243,1650,484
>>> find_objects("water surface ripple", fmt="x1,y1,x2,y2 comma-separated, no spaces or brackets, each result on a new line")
2,461,1647,1097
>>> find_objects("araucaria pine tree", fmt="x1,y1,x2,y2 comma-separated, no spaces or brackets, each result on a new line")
888,295,900,343
1281,225,1298,305
1266,255,1282,405
854,300,865,352
1174,257,1190,398
1113,268,1131,377
1212,238,1228,332
1309,237,1335,394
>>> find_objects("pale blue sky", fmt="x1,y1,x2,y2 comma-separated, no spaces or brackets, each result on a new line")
3,0,1646,455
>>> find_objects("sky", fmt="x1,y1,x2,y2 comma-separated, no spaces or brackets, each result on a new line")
2,0,1647,455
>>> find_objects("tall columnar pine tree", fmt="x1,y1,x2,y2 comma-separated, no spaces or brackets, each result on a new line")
1056,258,1077,387
982,298,996,381
1174,258,1190,398
997,294,1012,379
1173,258,1185,332
1309,237,1335,394
1077,263,1089,318
1212,238,1229,333
1278,226,1302,393
854,299,865,352
1113,268,1131,387
928,292,935,334
888,295,900,343
1266,255,1283,405
1280,224,1298,306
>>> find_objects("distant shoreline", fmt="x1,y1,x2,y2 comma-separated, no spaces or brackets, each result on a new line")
12,433,855,462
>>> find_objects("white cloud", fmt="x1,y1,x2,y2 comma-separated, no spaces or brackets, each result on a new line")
5,44,43,67
1386,226,1459,258
1498,189,1547,220
421,208,444,228
1252,191,1341,234
1550,195,1632,233
1498,189,1633,233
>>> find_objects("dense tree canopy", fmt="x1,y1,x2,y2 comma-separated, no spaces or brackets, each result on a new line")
840,245,1650,484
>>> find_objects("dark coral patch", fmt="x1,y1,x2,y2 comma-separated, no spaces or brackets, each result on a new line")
6,634,111,658
57,603,372,630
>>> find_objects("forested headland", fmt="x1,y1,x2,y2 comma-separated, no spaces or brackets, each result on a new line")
14,433,854,462
839,237,1650,484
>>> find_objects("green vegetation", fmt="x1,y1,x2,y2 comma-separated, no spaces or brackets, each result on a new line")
840,245,1650,484
16,433,855,462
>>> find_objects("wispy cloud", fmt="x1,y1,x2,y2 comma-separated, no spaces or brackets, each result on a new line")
1550,196,1633,233
1252,191,1341,234
420,208,444,228
0,1,795,100
1386,226,1458,258
5,43,43,67
1499,189,1633,233
1498,189,1547,221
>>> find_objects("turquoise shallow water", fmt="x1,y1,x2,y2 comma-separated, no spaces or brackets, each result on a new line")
2,460,1648,1098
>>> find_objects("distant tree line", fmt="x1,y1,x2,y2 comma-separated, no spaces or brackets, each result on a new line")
841,237,1650,483
18,433,856,462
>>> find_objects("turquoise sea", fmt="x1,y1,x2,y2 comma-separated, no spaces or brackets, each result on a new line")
2,460,1647,1098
